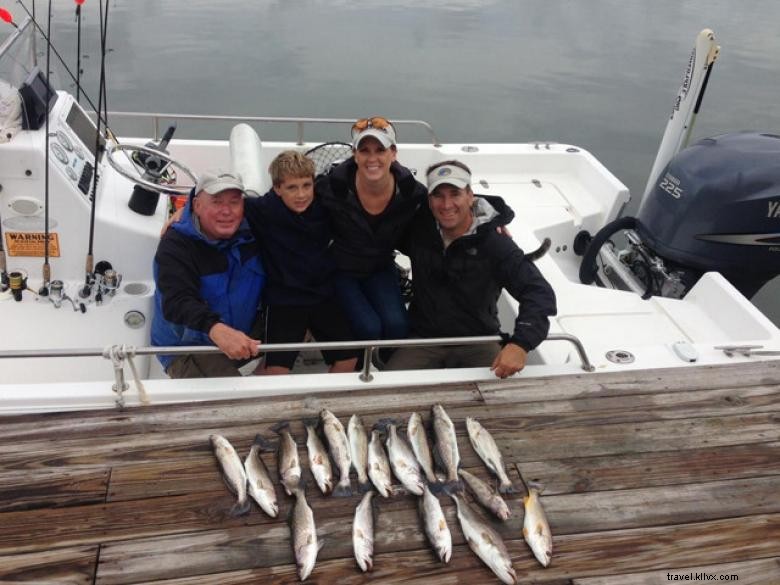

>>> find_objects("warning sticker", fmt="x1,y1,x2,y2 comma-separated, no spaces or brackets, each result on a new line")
5,232,61,257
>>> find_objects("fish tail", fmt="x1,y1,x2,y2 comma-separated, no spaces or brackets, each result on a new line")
441,479,464,496
270,420,291,434
427,480,446,495
302,417,319,429
228,496,252,517
372,417,395,432
333,478,352,497
526,479,545,494
253,434,275,452
498,478,516,494
357,480,372,495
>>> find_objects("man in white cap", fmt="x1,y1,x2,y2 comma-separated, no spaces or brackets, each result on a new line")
387,159,556,378
152,170,266,378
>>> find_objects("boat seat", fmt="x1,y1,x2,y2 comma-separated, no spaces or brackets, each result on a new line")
229,123,268,196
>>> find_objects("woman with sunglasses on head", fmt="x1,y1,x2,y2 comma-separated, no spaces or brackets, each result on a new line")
316,117,427,354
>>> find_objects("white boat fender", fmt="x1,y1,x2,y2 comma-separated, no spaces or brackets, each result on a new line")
229,123,264,197
671,341,698,363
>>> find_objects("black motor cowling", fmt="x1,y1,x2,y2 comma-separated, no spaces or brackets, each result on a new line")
636,131,780,297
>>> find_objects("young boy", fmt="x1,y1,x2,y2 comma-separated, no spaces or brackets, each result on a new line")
243,151,359,374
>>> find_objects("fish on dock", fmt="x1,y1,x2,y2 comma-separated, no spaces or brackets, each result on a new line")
290,487,321,581
458,469,510,521
304,420,333,496
272,421,302,497
368,429,393,497
432,404,461,492
466,417,513,493
353,490,376,572
320,409,352,497
244,435,279,518
209,434,251,517
348,414,371,493
418,484,452,563
452,495,517,585
408,412,438,486
384,421,425,496
522,482,552,567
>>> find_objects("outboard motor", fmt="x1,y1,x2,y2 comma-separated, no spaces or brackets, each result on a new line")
578,132,780,299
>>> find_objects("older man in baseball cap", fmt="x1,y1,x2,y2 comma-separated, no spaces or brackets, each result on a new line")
152,169,267,378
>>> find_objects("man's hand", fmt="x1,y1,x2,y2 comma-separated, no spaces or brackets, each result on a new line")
208,322,260,360
490,343,527,379
160,207,185,237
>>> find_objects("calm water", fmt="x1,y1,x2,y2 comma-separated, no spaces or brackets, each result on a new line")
5,0,780,322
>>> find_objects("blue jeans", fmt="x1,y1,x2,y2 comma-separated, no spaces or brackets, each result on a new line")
335,265,409,342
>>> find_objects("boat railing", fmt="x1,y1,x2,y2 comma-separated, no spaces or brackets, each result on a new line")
0,333,593,407
95,111,443,147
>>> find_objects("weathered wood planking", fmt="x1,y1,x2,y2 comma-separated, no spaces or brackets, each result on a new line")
477,360,780,404
0,384,482,443
572,557,780,585
515,441,780,495
1,360,779,584
0,468,109,512
0,545,98,585
36,475,776,581
96,514,780,585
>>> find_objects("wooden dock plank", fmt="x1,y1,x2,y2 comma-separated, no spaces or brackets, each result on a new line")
0,468,109,512
572,557,780,585
515,441,780,495
22,474,770,580
97,513,780,585
477,360,780,404
0,361,778,584
0,384,482,443
2,387,777,475
0,545,98,584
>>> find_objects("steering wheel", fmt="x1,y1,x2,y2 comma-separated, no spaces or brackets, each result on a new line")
106,143,198,195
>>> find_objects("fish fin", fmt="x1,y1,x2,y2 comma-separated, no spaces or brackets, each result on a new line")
332,480,352,498
253,434,276,452
317,538,325,553
228,497,251,517
270,420,291,434
535,522,545,536
522,526,529,537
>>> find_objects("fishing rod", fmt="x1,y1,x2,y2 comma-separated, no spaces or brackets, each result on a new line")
39,0,52,295
15,0,109,130
75,0,84,103
82,0,108,298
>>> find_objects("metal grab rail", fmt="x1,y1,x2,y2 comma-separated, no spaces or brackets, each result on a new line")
0,332,594,375
94,112,442,147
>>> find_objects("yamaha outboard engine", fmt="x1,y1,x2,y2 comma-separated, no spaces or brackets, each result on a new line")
578,132,780,299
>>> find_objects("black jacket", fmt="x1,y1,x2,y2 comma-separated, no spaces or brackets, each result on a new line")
316,158,427,278
400,195,557,352
244,191,336,306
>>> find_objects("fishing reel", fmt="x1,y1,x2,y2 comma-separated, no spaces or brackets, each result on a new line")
8,270,27,302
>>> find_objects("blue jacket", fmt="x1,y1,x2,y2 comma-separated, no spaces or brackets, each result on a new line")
151,198,265,369
244,190,336,306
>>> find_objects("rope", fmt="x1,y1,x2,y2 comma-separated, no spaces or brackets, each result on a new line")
122,345,150,405
101,344,150,406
